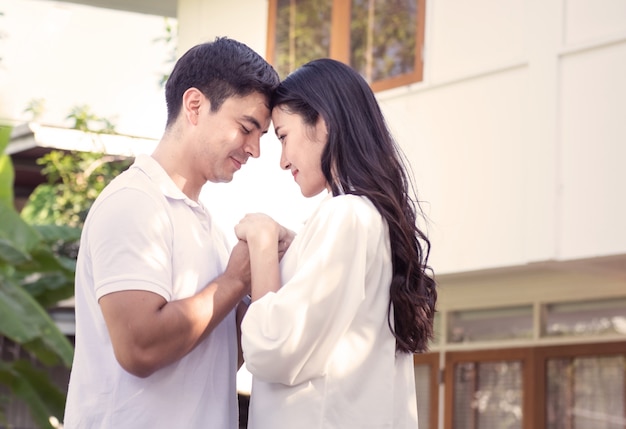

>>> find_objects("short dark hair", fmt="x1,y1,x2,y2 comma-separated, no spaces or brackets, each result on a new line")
272,58,437,354
165,37,280,127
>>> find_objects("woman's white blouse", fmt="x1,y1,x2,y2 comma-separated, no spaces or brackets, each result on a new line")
242,194,419,428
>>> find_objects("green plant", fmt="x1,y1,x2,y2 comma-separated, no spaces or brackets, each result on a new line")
21,150,130,229
23,98,46,122
0,124,76,428
21,104,131,230
65,105,116,134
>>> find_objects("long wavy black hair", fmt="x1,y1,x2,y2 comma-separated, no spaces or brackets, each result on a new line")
271,58,437,353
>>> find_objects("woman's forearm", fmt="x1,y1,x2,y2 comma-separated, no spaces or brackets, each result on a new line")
248,232,281,301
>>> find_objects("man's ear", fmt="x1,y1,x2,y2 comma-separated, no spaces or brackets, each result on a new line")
182,88,210,125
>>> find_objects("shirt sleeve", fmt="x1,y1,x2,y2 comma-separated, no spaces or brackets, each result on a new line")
86,187,173,301
241,195,383,386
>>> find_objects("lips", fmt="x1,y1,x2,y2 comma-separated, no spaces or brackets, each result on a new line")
232,156,246,170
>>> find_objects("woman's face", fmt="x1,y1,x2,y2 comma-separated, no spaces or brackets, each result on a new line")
272,105,329,198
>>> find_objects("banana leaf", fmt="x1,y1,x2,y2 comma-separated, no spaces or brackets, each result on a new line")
0,359,66,429
0,276,73,367
0,201,74,366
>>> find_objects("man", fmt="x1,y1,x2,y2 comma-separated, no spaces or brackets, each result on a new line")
64,37,280,428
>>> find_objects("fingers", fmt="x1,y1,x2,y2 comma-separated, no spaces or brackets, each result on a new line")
235,215,296,261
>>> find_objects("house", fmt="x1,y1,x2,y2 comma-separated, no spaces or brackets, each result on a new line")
13,0,626,428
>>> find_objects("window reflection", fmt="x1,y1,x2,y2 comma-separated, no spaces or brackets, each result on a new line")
547,355,626,429
453,361,523,429
350,0,417,82
545,299,626,337
448,306,533,343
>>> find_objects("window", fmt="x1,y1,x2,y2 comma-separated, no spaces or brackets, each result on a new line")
447,305,534,343
543,298,626,338
414,353,440,429
444,342,626,429
267,0,426,92
546,355,625,429
446,349,528,429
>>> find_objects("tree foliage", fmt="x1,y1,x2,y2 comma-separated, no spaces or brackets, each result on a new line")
21,105,131,230
21,150,130,230
1,125,75,428
1,109,130,427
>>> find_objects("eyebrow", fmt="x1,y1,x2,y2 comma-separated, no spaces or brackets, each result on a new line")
243,115,262,131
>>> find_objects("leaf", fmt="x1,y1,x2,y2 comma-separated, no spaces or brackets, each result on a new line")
0,200,41,254
17,246,71,273
0,360,65,429
33,224,81,244
22,271,74,308
0,238,31,265
0,155,14,208
0,277,73,366
0,125,11,154
11,245,75,307
21,337,66,367
0,125,14,207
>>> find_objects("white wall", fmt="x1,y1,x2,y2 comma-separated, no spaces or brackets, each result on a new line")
176,0,626,273
177,0,270,55
0,0,169,139
419,0,626,273
559,0,626,260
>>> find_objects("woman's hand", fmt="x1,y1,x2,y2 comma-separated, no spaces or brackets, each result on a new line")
235,213,280,248
235,213,284,301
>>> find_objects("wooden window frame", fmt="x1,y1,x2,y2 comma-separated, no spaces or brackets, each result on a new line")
414,352,440,429
442,342,626,429
444,347,535,429
266,0,426,92
531,341,626,429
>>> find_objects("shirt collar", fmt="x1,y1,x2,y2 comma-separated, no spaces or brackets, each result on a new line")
131,154,201,208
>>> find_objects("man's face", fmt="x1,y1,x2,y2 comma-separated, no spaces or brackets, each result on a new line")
194,92,271,183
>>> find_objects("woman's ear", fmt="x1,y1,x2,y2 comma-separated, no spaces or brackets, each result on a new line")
182,87,209,125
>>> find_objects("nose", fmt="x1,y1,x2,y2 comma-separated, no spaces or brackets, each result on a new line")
279,147,291,170
244,135,261,159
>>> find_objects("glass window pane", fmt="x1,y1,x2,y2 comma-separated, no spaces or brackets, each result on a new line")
448,306,533,343
350,0,418,82
544,298,626,337
415,363,432,428
274,0,332,78
453,361,523,429
547,355,626,429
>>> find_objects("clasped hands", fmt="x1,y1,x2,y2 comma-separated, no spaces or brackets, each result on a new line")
235,213,295,260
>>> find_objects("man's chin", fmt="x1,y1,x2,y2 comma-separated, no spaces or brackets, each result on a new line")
216,174,235,184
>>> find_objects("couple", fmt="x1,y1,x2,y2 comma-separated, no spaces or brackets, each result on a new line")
63,37,437,429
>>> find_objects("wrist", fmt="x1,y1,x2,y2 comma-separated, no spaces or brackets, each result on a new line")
248,229,279,250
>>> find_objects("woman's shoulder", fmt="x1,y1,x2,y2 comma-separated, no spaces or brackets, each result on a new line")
316,194,381,225
323,193,376,209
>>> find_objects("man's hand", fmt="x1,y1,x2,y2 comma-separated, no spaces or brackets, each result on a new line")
278,226,295,260
224,240,252,295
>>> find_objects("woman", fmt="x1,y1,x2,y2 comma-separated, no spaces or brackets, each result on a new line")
235,58,437,428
